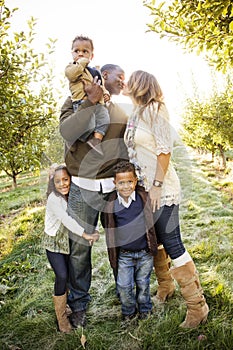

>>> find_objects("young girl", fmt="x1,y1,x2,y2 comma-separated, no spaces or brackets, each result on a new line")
123,70,209,328
44,164,99,333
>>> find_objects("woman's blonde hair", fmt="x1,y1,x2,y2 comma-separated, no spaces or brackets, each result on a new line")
127,70,163,111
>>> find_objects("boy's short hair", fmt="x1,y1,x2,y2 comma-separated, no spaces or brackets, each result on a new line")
113,161,137,178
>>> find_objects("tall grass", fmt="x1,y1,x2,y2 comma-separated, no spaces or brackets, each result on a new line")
0,149,232,350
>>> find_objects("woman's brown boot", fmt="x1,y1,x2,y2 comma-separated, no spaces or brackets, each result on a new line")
171,260,209,328
53,293,72,333
153,246,175,303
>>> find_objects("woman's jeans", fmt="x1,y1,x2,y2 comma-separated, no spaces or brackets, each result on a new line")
46,250,69,296
67,181,109,312
153,204,185,260
117,250,153,316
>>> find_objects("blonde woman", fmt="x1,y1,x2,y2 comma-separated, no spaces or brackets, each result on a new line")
123,70,209,328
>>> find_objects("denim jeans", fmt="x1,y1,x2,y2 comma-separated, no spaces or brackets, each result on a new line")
46,250,69,296
153,204,185,259
67,181,110,312
117,250,153,316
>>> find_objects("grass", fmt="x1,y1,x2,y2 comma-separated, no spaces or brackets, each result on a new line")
0,149,233,350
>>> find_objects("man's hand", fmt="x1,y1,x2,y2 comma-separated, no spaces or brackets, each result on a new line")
83,76,103,104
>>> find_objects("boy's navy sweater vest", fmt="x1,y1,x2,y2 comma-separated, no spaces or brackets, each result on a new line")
114,193,148,251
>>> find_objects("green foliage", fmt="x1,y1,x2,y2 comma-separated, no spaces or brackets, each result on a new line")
0,2,59,187
0,258,36,295
180,73,233,167
144,0,233,72
41,127,66,168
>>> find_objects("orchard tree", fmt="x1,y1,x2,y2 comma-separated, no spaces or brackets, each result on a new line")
180,76,233,168
144,0,233,72
0,2,58,187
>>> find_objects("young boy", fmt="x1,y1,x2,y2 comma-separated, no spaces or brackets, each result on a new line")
65,35,110,155
103,161,158,321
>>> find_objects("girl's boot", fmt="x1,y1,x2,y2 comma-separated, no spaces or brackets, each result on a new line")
171,260,209,328
153,246,175,303
53,293,72,333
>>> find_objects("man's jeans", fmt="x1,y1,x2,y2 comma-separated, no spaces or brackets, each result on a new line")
117,250,153,316
67,181,109,312
154,204,185,260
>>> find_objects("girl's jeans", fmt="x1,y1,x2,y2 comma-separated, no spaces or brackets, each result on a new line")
117,249,153,316
154,204,185,259
46,250,69,296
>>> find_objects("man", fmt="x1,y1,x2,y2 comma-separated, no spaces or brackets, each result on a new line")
59,64,129,328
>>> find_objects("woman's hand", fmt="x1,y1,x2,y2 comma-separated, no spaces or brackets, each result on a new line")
149,186,162,212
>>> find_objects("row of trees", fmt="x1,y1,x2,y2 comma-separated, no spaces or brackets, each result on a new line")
180,75,233,168
0,1,232,186
144,0,233,167
0,2,60,186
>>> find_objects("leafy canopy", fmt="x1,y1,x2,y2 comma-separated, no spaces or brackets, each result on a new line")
180,74,233,168
144,0,233,72
0,2,58,186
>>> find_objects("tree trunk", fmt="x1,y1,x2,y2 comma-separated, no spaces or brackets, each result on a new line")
13,174,17,188
218,144,226,169
211,149,215,162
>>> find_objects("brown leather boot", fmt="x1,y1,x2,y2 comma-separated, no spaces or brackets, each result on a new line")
171,260,209,328
53,293,72,333
153,246,175,303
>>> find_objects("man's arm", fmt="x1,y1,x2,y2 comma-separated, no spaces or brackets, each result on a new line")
59,78,103,142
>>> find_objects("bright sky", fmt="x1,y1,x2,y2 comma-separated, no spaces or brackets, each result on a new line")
6,0,214,127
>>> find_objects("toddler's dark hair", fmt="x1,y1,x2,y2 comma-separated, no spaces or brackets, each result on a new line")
71,35,94,51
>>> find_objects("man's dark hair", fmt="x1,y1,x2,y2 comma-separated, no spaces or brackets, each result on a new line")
100,64,120,73
113,161,137,179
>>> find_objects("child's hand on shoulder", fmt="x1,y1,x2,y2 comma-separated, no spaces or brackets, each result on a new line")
103,92,110,103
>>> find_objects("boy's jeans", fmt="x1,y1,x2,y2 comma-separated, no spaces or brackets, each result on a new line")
117,249,153,316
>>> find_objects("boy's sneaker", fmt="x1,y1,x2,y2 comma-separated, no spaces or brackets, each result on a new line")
69,310,86,328
87,137,103,156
